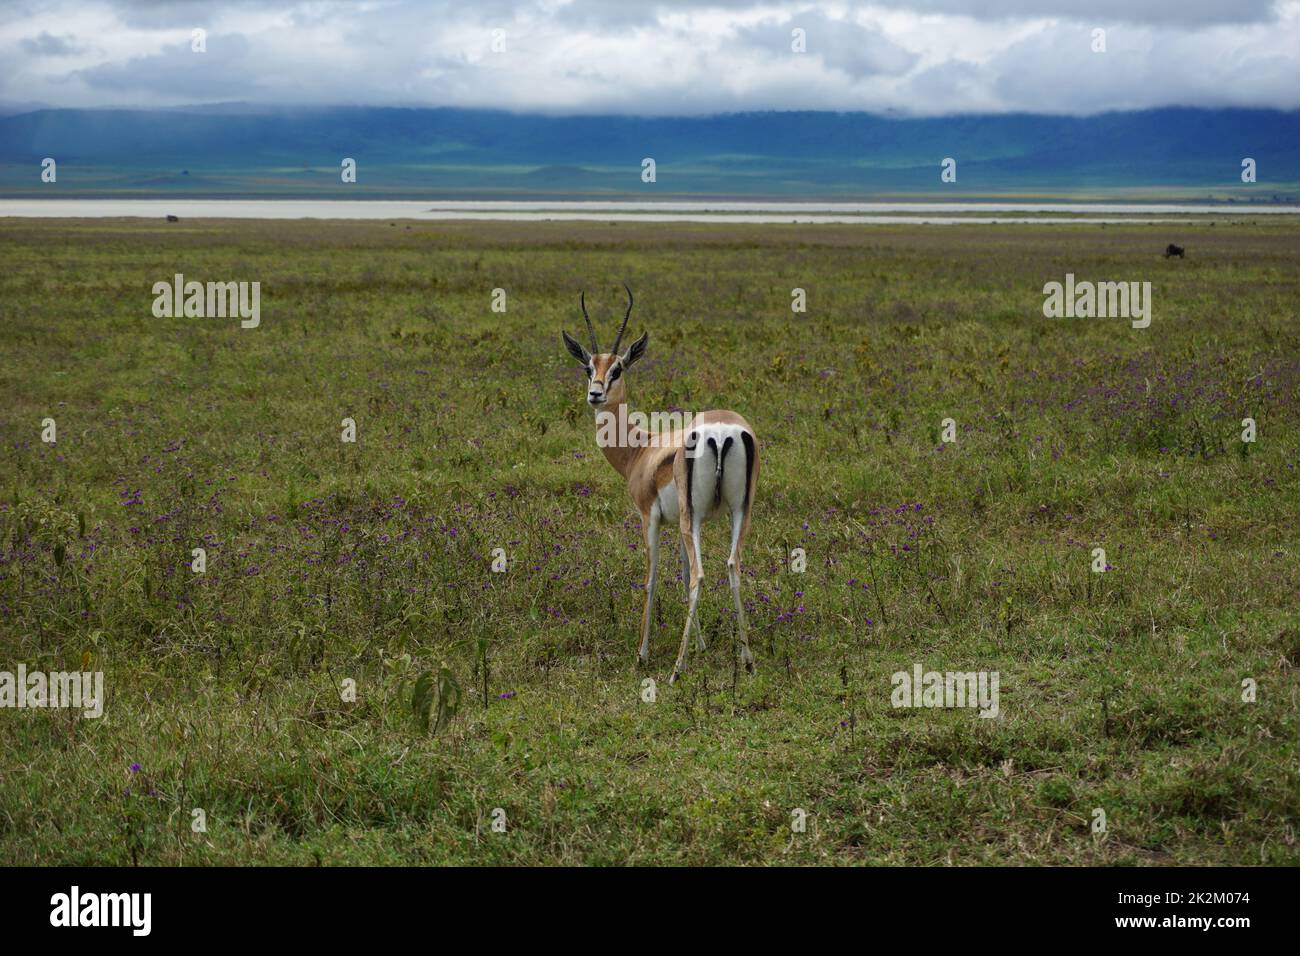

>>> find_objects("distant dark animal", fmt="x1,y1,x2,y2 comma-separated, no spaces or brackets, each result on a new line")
166,215,180,222
1164,244,1185,258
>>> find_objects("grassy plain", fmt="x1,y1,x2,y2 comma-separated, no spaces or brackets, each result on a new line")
0,217,1297,865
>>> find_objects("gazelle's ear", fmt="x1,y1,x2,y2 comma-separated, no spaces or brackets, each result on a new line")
621,331,649,368
562,331,591,364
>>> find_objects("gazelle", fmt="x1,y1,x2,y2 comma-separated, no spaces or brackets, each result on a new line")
562,285,759,683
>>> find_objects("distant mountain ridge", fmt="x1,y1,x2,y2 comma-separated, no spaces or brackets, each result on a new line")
1,105,1297,199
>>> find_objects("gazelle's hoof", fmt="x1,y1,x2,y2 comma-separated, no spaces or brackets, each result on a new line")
669,666,684,685
740,647,756,674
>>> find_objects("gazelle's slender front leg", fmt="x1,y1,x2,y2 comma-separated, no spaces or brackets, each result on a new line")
727,506,755,673
639,507,661,663
680,536,705,651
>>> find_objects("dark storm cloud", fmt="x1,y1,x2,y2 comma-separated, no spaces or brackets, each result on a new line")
75,33,263,99
21,31,83,55
734,9,917,77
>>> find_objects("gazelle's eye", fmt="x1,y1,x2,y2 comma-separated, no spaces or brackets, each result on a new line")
586,367,593,378
609,366,622,382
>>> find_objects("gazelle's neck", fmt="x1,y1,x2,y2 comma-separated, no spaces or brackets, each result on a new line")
594,399,650,480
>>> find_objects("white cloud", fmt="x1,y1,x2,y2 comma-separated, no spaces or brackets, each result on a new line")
0,0,1296,114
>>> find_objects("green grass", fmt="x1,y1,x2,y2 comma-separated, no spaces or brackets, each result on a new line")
0,217,1297,865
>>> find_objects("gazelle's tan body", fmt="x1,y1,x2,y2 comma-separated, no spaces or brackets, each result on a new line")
563,290,759,681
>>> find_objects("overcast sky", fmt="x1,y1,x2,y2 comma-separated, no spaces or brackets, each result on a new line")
2,0,1298,115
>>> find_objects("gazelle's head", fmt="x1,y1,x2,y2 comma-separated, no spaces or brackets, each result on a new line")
562,284,649,409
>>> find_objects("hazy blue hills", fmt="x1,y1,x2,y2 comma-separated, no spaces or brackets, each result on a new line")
1,105,1297,200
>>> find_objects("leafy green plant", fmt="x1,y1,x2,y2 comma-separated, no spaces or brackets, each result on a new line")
411,665,462,735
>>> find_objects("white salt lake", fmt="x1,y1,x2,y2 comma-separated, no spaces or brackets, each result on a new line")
2,199,1298,225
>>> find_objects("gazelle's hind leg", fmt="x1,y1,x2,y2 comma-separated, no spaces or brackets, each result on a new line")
680,536,705,651
638,506,661,664
671,514,703,683
727,505,755,673
671,504,703,685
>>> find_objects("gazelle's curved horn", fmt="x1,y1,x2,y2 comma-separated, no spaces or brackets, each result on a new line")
580,291,598,352
611,284,633,355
